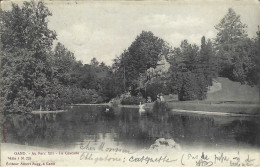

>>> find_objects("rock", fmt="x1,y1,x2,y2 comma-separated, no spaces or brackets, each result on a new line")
137,138,181,154
149,138,181,152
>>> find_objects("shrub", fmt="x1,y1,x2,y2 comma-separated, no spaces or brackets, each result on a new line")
121,96,146,105
110,97,121,107
152,100,169,114
2,81,108,112
80,89,92,103
96,96,104,103
146,82,165,101
4,88,36,113
178,72,199,101
178,72,207,101
195,72,208,100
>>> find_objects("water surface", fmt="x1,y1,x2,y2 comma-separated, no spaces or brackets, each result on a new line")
3,105,260,150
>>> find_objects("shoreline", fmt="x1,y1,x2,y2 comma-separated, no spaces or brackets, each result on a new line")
30,101,260,116
31,110,65,114
171,109,260,117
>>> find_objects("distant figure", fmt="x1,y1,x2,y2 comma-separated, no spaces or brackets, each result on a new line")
105,108,110,112
139,102,145,112
157,94,160,101
160,93,164,102
147,96,152,103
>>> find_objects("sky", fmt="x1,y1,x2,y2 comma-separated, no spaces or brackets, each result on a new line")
2,0,260,65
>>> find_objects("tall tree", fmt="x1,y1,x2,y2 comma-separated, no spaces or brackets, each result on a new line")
90,57,99,67
214,8,250,83
256,28,260,101
215,8,248,50
199,36,218,86
180,40,199,72
244,28,260,100
113,31,167,94
167,39,209,100
52,42,76,86
1,1,56,112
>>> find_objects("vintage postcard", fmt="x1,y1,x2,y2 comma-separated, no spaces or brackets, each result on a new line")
1,0,260,166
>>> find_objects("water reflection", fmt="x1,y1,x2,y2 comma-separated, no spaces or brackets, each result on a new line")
2,105,260,150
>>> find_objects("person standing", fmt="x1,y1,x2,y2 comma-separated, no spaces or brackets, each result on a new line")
160,93,164,102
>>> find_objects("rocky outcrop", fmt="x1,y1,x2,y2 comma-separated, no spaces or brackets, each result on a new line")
149,138,181,151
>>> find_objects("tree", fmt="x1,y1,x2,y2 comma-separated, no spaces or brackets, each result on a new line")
244,28,260,100
198,36,218,86
90,57,99,67
128,31,164,70
256,28,260,101
0,1,57,113
98,72,120,101
178,72,199,101
166,62,182,94
52,42,76,86
166,39,210,100
166,40,199,94
215,8,247,50
113,31,167,94
78,64,98,89
195,71,208,100
180,40,200,72
214,8,250,83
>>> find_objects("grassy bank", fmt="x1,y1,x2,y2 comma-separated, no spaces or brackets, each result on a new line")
145,101,260,115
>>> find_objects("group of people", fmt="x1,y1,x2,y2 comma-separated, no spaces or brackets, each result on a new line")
157,93,164,102
146,93,165,103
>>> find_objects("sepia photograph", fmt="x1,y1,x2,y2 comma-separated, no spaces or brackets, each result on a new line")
1,0,260,166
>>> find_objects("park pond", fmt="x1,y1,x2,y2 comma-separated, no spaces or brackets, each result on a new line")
2,105,260,151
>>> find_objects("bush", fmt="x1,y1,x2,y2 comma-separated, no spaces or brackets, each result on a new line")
178,72,207,101
146,81,168,101
2,80,110,112
195,72,208,100
121,96,146,105
110,97,121,107
96,96,104,103
152,100,169,114
34,85,102,111
10,88,35,113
